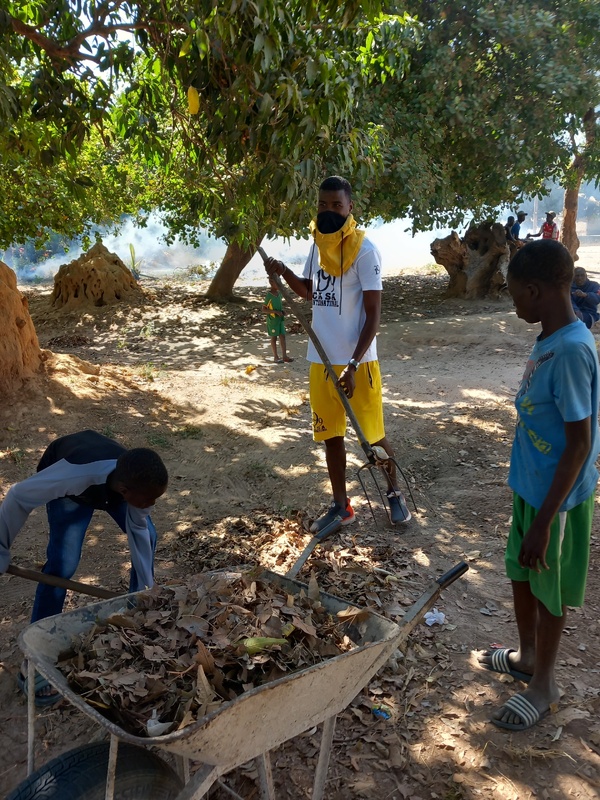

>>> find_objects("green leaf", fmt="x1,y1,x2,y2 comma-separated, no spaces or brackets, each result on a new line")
179,36,192,58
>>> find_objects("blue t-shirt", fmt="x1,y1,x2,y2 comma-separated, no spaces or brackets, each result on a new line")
508,321,600,510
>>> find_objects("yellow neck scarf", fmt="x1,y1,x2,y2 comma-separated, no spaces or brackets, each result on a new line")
309,214,366,277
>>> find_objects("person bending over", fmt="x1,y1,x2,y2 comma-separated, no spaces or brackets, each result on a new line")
0,429,168,705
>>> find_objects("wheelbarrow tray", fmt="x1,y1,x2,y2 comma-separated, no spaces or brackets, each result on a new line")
19,570,404,769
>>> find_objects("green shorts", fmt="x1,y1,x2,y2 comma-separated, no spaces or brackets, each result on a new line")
309,361,385,443
506,492,594,616
267,317,286,337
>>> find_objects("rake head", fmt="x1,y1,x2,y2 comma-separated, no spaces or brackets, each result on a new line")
356,456,417,528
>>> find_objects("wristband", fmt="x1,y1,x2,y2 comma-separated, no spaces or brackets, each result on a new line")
348,358,360,370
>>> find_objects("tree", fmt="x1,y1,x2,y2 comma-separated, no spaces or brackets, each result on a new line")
1,1,398,297
192,0,600,291
561,108,598,257
430,223,516,299
0,125,152,250
356,2,600,229
2,1,600,298
114,9,410,298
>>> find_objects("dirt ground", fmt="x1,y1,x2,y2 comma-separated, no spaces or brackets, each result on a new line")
1,259,600,799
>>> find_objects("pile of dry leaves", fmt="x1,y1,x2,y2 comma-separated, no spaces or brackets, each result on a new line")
57,570,356,738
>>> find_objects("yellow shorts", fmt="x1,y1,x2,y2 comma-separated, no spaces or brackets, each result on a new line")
309,361,385,443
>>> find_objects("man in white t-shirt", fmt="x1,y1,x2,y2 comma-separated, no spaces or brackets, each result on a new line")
264,176,410,535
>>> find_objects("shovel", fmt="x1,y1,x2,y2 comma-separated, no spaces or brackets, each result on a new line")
257,247,416,555
6,563,120,600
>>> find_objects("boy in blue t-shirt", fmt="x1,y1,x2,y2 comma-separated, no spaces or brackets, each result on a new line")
479,240,599,731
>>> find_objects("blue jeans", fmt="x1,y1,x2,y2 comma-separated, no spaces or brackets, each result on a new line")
31,497,157,623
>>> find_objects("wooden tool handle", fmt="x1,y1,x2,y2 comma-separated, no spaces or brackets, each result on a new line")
7,564,120,599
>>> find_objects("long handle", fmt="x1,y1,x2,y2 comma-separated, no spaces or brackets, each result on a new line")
286,534,322,580
392,561,469,645
7,563,120,599
436,560,469,588
257,246,376,463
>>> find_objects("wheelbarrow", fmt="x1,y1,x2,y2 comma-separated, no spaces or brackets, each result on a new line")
10,562,468,800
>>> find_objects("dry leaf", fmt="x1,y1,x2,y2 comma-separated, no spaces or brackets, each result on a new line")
57,571,355,738
553,707,590,726
308,572,320,602
337,606,373,623
105,613,140,630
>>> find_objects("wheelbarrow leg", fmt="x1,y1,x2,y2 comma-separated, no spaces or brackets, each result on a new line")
311,714,337,800
255,751,276,800
27,659,36,776
172,763,222,800
215,780,246,800
104,734,119,800
175,755,191,784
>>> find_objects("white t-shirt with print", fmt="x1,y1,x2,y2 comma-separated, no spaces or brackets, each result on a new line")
302,237,383,364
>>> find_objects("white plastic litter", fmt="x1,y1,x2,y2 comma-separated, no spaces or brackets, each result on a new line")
424,608,446,626
146,708,173,737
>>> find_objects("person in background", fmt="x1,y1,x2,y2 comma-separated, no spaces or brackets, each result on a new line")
262,275,293,363
571,266,600,329
511,211,528,241
528,211,560,241
505,216,516,242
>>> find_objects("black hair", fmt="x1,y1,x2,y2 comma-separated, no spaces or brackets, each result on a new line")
508,240,574,287
319,175,352,199
113,448,168,489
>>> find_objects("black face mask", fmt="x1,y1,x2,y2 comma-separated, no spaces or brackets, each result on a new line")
316,210,347,234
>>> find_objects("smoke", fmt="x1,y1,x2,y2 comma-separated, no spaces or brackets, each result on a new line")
244,219,454,284
8,214,453,286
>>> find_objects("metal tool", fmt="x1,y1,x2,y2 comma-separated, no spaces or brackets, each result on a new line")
257,245,417,534
286,526,332,580
7,563,120,600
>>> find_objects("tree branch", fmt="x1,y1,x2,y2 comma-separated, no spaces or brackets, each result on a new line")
9,12,180,70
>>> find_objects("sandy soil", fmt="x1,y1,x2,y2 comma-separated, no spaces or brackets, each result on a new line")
1,264,599,799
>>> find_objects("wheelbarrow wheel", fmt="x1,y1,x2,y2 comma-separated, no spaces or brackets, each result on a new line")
7,742,184,800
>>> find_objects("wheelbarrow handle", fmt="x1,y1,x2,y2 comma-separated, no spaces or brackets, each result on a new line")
391,561,469,647
436,560,469,589
7,564,120,600
257,246,376,464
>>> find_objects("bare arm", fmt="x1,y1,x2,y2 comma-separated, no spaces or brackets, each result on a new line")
519,417,591,571
264,258,312,299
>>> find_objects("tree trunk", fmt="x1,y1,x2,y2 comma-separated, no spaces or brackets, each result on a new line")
431,223,509,299
561,107,597,261
562,177,582,260
206,238,263,300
